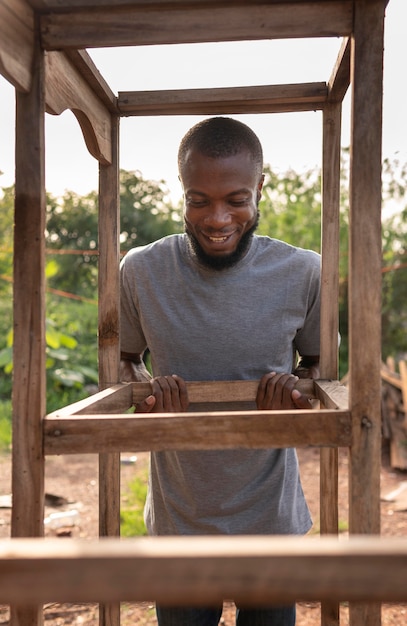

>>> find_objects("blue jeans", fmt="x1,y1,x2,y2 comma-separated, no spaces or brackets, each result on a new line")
156,604,296,625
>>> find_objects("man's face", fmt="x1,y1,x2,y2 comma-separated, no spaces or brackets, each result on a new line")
181,148,264,268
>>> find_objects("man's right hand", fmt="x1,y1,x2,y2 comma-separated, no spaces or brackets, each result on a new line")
136,375,189,413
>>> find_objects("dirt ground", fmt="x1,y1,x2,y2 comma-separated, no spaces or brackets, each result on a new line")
1,445,407,625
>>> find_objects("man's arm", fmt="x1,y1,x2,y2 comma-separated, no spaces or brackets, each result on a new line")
293,355,320,380
120,352,152,383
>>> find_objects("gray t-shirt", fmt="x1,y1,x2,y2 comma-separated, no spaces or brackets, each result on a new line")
120,234,320,536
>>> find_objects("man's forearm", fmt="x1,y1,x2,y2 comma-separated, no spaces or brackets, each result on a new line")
120,353,152,383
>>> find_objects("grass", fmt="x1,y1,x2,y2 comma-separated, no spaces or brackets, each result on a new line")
120,468,149,537
0,400,11,451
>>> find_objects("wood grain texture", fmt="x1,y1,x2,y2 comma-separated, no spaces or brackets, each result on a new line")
39,2,353,49
1,536,407,605
0,0,34,91
45,51,112,164
43,409,352,455
118,83,328,116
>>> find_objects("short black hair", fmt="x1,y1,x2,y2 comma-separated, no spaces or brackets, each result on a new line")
178,117,263,178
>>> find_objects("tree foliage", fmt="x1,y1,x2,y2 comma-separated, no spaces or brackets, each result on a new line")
381,162,407,362
45,169,182,297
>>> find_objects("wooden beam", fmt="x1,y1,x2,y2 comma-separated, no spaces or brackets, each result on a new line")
118,83,328,116
11,28,46,626
43,409,352,455
12,30,46,542
348,0,384,535
45,50,113,164
1,536,407,606
348,1,385,623
39,2,353,50
320,103,342,622
64,50,117,113
328,37,351,102
98,114,121,626
46,383,133,417
0,0,34,91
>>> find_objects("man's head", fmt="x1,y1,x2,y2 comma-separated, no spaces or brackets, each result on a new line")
178,117,264,270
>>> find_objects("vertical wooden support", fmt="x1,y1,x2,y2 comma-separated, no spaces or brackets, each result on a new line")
320,102,342,626
348,1,385,625
11,29,45,626
98,114,121,626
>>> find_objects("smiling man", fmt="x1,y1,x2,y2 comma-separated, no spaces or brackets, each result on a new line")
120,117,321,626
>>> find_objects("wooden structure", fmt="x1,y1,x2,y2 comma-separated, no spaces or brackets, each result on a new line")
0,1,392,625
381,359,407,469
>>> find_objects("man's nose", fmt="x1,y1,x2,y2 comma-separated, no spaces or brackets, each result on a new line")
204,203,231,228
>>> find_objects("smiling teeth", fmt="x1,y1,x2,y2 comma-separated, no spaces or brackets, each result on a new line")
209,236,228,242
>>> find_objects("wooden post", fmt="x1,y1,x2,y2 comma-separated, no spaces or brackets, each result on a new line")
98,114,121,626
348,1,385,624
320,101,342,626
11,28,46,626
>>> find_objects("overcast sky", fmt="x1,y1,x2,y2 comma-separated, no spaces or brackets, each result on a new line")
1,0,406,205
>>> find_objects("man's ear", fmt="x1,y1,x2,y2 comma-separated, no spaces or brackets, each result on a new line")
257,174,265,202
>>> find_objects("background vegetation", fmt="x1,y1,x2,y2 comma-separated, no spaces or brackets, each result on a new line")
1,155,407,453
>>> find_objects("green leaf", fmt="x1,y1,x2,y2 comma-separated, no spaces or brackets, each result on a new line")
46,326,61,349
45,259,59,279
51,368,85,387
0,347,12,368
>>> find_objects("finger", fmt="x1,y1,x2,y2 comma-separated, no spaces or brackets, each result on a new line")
135,395,156,413
258,373,299,409
150,377,175,411
151,376,185,412
291,388,312,409
267,373,293,407
171,375,189,411
256,372,276,408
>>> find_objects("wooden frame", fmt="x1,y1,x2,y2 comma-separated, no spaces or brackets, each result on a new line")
1,536,407,606
0,1,390,625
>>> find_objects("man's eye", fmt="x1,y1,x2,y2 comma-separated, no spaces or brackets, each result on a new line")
187,199,207,208
230,199,248,207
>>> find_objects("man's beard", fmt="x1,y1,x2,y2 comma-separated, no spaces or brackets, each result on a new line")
185,210,260,271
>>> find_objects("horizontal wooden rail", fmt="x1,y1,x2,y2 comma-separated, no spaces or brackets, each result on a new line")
118,83,327,116
43,409,351,455
39,2,353,50
46,383,133,417
1,536,407,605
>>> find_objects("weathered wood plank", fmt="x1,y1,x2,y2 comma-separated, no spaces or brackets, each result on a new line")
64,49,117,113
12,33,46,541
348,1,385,623
43,409,352,454
118,83,328,116
40,2,353,49
320,100,342,625
315,380,348,411
98,114,121,626
399,361,407,427
0,0,34,91
46,383,133,417
29,0,354,7
11,30,45,626
327,37,351,102
45,50,113,164
348,0,384,534
1,536,407,605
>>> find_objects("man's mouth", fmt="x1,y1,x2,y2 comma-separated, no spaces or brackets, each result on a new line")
208,235,229,243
